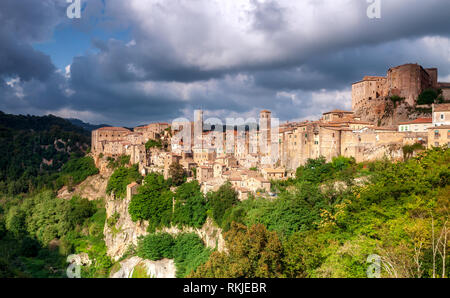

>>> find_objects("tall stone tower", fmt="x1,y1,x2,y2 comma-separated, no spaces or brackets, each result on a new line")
194,110,203,148
259,110,271,155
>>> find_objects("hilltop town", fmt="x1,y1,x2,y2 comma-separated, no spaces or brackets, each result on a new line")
91,63,450,200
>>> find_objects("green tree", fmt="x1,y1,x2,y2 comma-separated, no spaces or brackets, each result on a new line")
296,156,333,184
137,232,174,260
191,223,284,278
207,182,239,227
106,165,142,198
173,181,207,228
417,88,442,105
173,233,211,277
169,162,186,186
128,173,173,231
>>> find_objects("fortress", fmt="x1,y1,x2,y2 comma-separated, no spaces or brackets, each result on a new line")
352,63,450,125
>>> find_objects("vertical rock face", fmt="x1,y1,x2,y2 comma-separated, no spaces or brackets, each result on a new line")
104,193,225,262
104,192,226,262
110,257,176,278
104,194,149,262
159,218,226,253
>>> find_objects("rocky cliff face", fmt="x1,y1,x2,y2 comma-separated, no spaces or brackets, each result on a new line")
104,193,149,261
104,191,226,261
159,218,226,252
110,257,175,278
355,98,431,127
361,143,403,162
58,157,113,201
58,156,225,274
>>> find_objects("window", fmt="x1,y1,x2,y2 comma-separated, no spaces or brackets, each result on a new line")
435,142,440,147
314,141,319,145
441,114,445,120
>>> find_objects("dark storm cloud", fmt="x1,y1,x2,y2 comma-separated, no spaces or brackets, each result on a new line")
0,31,55,81
0,0,66,80
1,0,450,126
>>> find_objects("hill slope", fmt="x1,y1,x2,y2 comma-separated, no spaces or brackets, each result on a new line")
0,111,92,194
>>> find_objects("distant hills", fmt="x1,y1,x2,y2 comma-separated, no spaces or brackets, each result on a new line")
66,118,111,132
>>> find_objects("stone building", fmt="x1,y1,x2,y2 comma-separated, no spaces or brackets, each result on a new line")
352,64,438,111
398,118,433,133
197,165,214,183
134,123,169,140
92,127,132,154
351,64,450,127
432,103,450,127
428,126,450,148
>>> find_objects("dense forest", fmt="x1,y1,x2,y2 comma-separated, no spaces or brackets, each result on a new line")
0,111,92,194
0,112,106,277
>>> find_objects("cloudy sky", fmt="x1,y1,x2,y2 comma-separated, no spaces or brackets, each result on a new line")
0,0,450,126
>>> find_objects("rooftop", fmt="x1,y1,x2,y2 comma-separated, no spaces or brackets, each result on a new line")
322,109,354,115
429,125,450,129
98,126,131,132
399,118,432,125
434,103,450,112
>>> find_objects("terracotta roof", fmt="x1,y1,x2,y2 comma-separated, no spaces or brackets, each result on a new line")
127,182,138,188
323,109,354,115
260,110,271,113
98,127,131,132
429,125,450,129
263,168,285,173
399,118,432,125
434,103,450,112
372,126,397,131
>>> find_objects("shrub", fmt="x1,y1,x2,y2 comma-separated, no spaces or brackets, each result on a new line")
145,139,162,150
137,233,175,260
172,181,207,228
128,173,172,231
417,88,442,105
169,162,186,186
107,155,131,169
207,182,239,227
173,233,211,277
389,95,405,107
106,165,142,198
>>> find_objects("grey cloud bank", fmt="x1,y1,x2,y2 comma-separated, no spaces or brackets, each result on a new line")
0,0,450,126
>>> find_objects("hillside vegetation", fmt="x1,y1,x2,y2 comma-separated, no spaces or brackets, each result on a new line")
0,111,92,195
192,148,449,278
0,112,107,277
